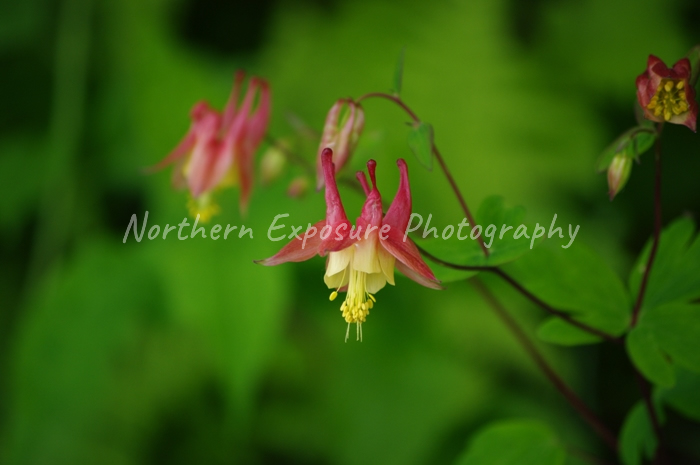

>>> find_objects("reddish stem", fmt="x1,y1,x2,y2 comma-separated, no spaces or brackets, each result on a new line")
473,279,619,452
630,124,663,327
417,245,621,343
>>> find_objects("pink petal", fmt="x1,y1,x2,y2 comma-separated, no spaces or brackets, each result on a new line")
316,100,344,189
357,160,383,227
246,79,271,149
332,102,357,174
380,235,440,289
256,220,325,266
222,71,245,129
321,148,349,226
383,159,412,233
145,101,211,173
395,260,443,290
671,58,692,79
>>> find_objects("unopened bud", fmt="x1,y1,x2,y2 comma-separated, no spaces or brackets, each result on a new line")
607,153,633,200
316,99,365,189
287,176,309,199
260,142,287,185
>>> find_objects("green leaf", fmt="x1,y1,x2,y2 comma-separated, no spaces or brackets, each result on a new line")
658,367,700,422
629,217,700,313
627,302,700,387
392,47,406,96
619,402,659,465
407,121,434,171
596,127,656,172
502,241,631,344
626,326,675,387
454,419,566,465
537,318,601,346
414,196,534,282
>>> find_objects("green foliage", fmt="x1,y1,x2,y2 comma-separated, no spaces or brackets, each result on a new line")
454,419,566,465
392,47,405,96
627,303,700,387
407,121,434,171
658,367,700,422
629,217,700,312
597,127,656,173
619,402,659,465
415,196,533,282
503,241,631,344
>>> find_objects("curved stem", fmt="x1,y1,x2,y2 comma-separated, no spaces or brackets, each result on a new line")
356,92,490,256
473,279,619,452
634,371,666,465
417,245,621,343
630,123,664,327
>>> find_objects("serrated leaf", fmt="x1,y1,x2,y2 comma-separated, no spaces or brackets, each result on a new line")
596,127,656,172
629,217,700,313
619,402,659,465
392,47,405,96
407,121,434,171
502,241,631,344
454,419,566,465
414,196,535,282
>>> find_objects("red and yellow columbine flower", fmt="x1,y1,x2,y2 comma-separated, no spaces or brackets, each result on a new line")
316,99,365,189
150,71,271,220
636,55,697,132
258,148,440,341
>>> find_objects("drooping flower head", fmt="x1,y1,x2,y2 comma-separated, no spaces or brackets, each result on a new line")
258,148,440,341
316,99,365,189
636,55,697,132
149,71,271,220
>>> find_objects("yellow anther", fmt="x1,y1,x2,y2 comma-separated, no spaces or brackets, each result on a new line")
330,291,338,301
677,81,685,90
664,81,674,92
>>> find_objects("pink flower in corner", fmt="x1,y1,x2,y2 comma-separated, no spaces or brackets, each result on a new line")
257,148,440,341
316,99,365,189
150,71,271,220
636,55,697,132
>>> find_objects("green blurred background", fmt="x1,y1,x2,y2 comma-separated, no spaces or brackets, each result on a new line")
1,0,699,463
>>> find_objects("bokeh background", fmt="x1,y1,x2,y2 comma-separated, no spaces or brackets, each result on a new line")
1,0,700,463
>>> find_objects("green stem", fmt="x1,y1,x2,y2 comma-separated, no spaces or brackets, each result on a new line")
26,0,93,286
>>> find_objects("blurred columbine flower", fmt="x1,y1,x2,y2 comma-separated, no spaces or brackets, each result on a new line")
607,152,633,200
316,99,365,189
150,71,271,220
636,55,697,132
258,148,440,341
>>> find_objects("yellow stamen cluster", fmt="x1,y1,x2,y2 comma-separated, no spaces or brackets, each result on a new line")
187,193,220,223
329,268,376,342
647,79,689,121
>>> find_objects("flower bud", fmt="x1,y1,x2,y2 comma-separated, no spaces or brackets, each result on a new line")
316,99,365,189
607,153,633,200
287,176,310,199
260,142,288,185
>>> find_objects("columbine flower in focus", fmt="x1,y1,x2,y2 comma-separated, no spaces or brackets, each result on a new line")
149,71,271,220
636,55,697,132
258,148,440,341
316,99,365,189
